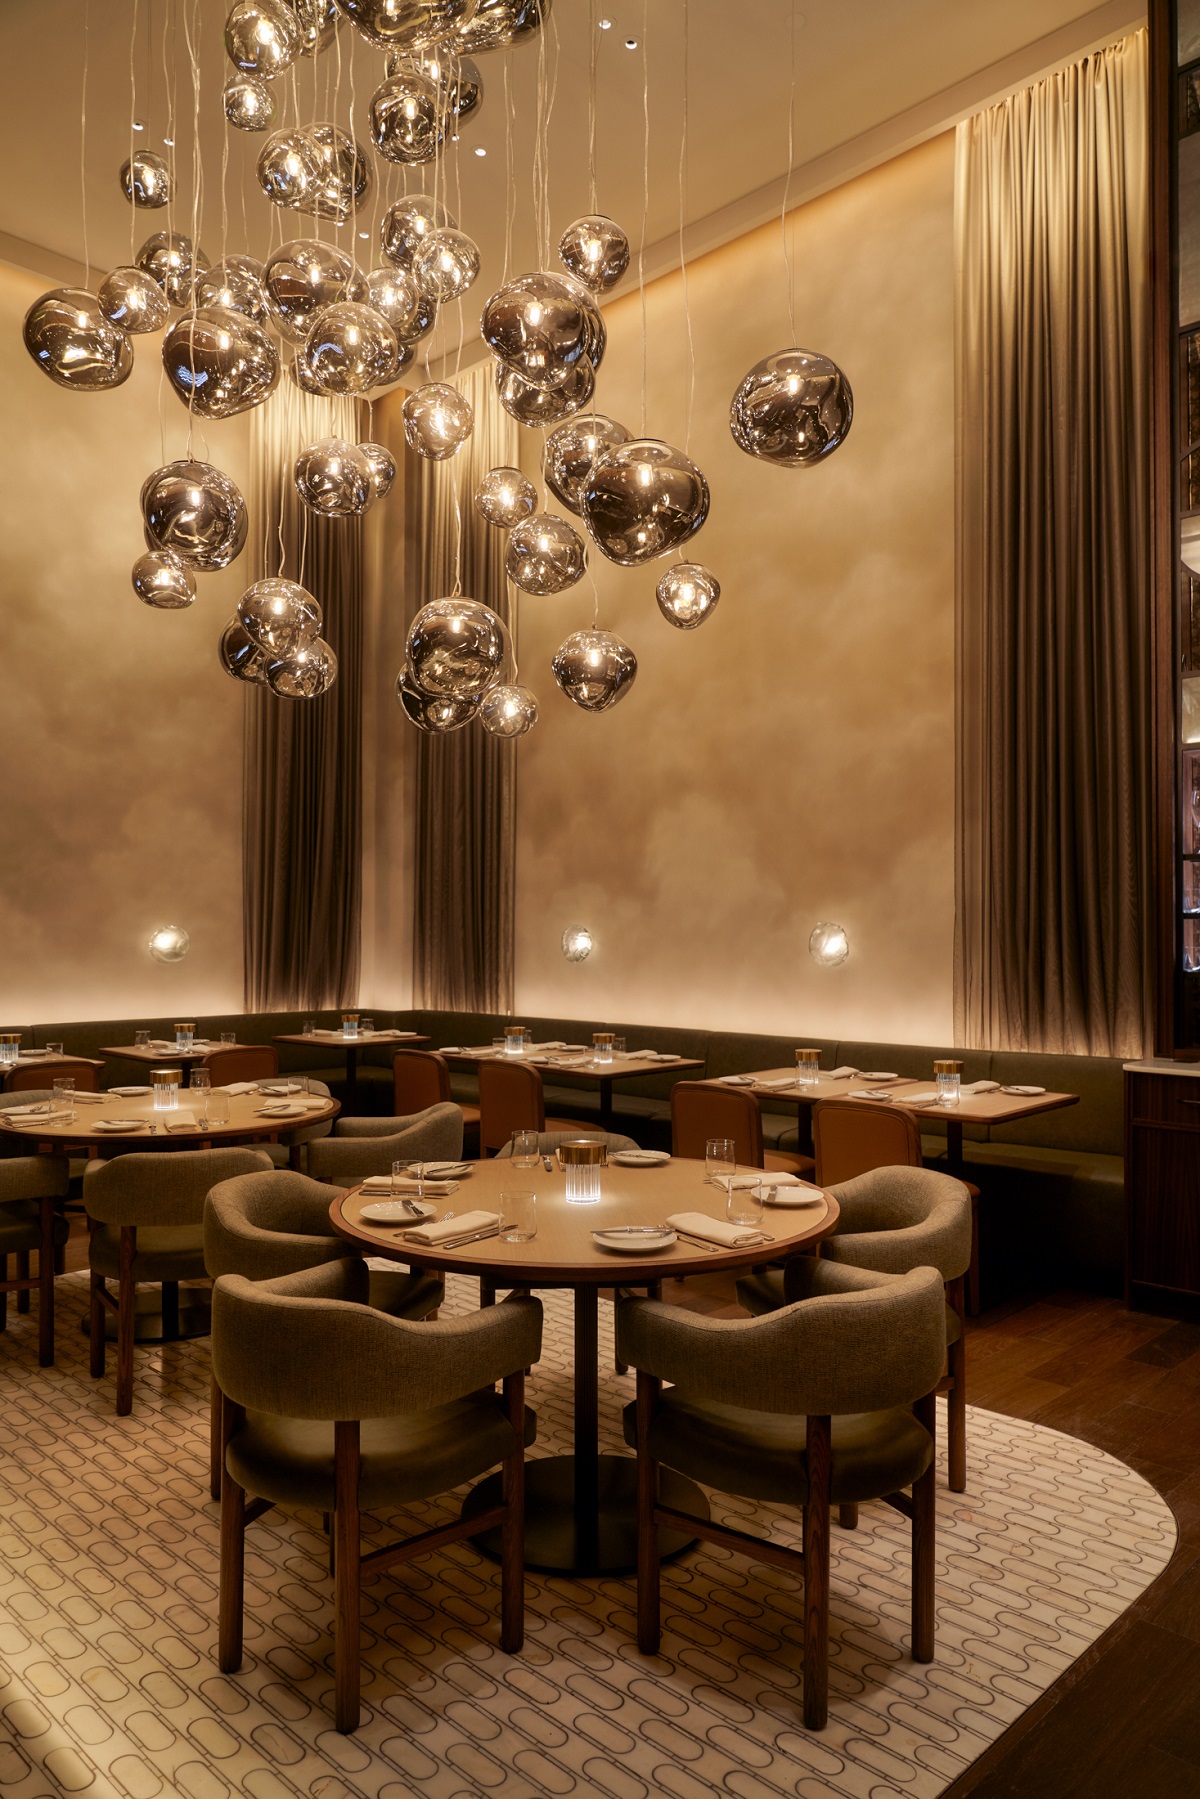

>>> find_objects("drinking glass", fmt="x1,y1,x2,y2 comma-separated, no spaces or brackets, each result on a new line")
705,1137,736,1188
134,1029,150,1048
207,1091,231,1127
0,1034,18,1068
220,1032,236,1046
794,1047,821,1088
492,1036,507,1053
303,1019,316,1037
500,1189,536,1242
612,1036,626,1055
190,1068,211,1122
52,1077,75,1121
362,1017,375,1036
341,1013,359,1039
934,1059,963,1105
593,1031,615,1065
727,1178,764,1228
46,1041,64,1056
511,1129,539,1169
175,1022,195,1052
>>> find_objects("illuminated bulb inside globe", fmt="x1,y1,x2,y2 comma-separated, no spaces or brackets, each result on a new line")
148,925,190,963
561,926,593,963
808,922,850,967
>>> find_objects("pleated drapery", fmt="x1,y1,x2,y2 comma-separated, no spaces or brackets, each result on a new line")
242,386,363,1011
954,32,1153,1057
406,363,517,1012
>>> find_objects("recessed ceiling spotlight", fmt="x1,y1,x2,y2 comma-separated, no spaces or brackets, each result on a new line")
474,146,487,156
598,16,612,26
358,230,369,239
163,136,175,147
132,119,145,131
625,37,637,49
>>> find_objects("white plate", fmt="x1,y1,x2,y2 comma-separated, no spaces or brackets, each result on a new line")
862,1071,899,1082
761,1186,826,1208
592,1227,678,1253
609,1151,671,1167
360,1199,437,1223
109,1085,151,1097
1000,1084,1046,1096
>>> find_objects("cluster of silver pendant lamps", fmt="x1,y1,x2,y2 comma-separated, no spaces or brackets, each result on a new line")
21,0,853,731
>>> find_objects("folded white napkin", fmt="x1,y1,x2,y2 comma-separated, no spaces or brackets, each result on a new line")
257,1100,321,1116
719,1074,755,1085
829,1066,860,1079
258,1082,305,1095
667,1211,769,1248
727,1171,804,1189
164,1111,198,1132
532,1040,567,1051
439,1046,461,1055
218,1082,256,1096
148,1040,177,1050
93,1118,149,1132
961,1079,1000,1095
757,1076,802,1090
899,1091,941,1105
626,1050,680,1062
403,1210,499,1246
381,1177,459,1197
3,1102,67,1118
66,1091,106,1104
1001,1084,1046,1097
849,1089,896,1101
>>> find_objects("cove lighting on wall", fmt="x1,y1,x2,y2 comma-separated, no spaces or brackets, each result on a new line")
148,925,190,963
561,926,594,963
809,922,849,967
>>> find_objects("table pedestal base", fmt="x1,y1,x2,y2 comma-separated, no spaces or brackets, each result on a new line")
78,1286,211,1345
462,1453,708,1577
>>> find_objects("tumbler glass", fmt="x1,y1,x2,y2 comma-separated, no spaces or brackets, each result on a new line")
500,1190,536,1241
52,1077,75,1121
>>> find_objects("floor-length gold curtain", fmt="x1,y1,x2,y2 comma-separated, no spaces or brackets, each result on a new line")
243,385,363,1010
954,31,1152,1057
406,362,517,1011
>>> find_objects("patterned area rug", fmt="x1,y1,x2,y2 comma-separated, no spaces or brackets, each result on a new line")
0,1273,1176,1799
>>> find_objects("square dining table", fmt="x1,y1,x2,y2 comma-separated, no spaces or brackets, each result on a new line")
442,1044,704,1130
272,1028,429,1109
705,1069,1079,1314
101,1038,248,1073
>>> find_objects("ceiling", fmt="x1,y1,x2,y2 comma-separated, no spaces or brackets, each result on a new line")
0,0,1143,364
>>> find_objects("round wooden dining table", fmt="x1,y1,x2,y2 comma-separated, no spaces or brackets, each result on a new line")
0,1085,340,1156
331,1155,839,1578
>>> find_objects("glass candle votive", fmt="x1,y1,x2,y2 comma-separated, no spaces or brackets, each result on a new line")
341,1013,359,1039
794,1047,821,1088
0,1033,21,1067
592,1032,615,1065
558,1138,606,1204
934,1059,963,1105
175,1021,195,1051
504,1025,526,1056
152,1067,180,1111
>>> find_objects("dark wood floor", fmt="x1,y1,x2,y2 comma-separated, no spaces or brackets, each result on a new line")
61,1221,1200,1794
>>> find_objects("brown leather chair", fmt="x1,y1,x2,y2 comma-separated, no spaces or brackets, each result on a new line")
203,1045,279,1086
395,1049,480,1157
477,1060,593,1157
815,1096,981,1310
7,1058,99,1093
670,1082,815,1177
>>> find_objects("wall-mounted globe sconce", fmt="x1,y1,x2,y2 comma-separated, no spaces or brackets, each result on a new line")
148,924,190,963
561,926,594,963
809,922,849,967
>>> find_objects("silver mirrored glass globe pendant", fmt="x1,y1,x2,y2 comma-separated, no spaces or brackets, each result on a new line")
132,550,196,610
402,382,474,459
148,925,190,963
474,467,536,529
359,442,397,501
267,638,339,698
581,439,710,567
551,629,637,713
479,683,539,738
406,597,508,701
809,922,850,967
141,461,248,571
505,513,587,595
293,438,375,516
97,267,171,334
558,215,629,292
730,348,853,467
396,665,480,734
120,152,173,209
656,562,720,630
219,618,271,684
23,289,134,391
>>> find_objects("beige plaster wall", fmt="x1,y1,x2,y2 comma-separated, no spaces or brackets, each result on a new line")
0,262,248,1024
512,134,957,1043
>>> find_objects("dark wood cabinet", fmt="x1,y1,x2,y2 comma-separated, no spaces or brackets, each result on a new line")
1126,1064,1200,1309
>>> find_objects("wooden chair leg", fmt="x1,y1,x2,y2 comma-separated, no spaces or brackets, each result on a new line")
209,1374,223,1502
500,1372,525,1653
838,1503,859,1530
116,1227,136,1417
636,1370,661,1655
16,1251,30,1313
218,1393,246,1673
912,1391,937,1662
161,1280,180,1341
966,1191,980,1317
480,1277,496,1308
89,1270,106,1378
803,1414,831,1731
37,1197,55,1368
334,1421,361,1733
947,1278,967,1493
